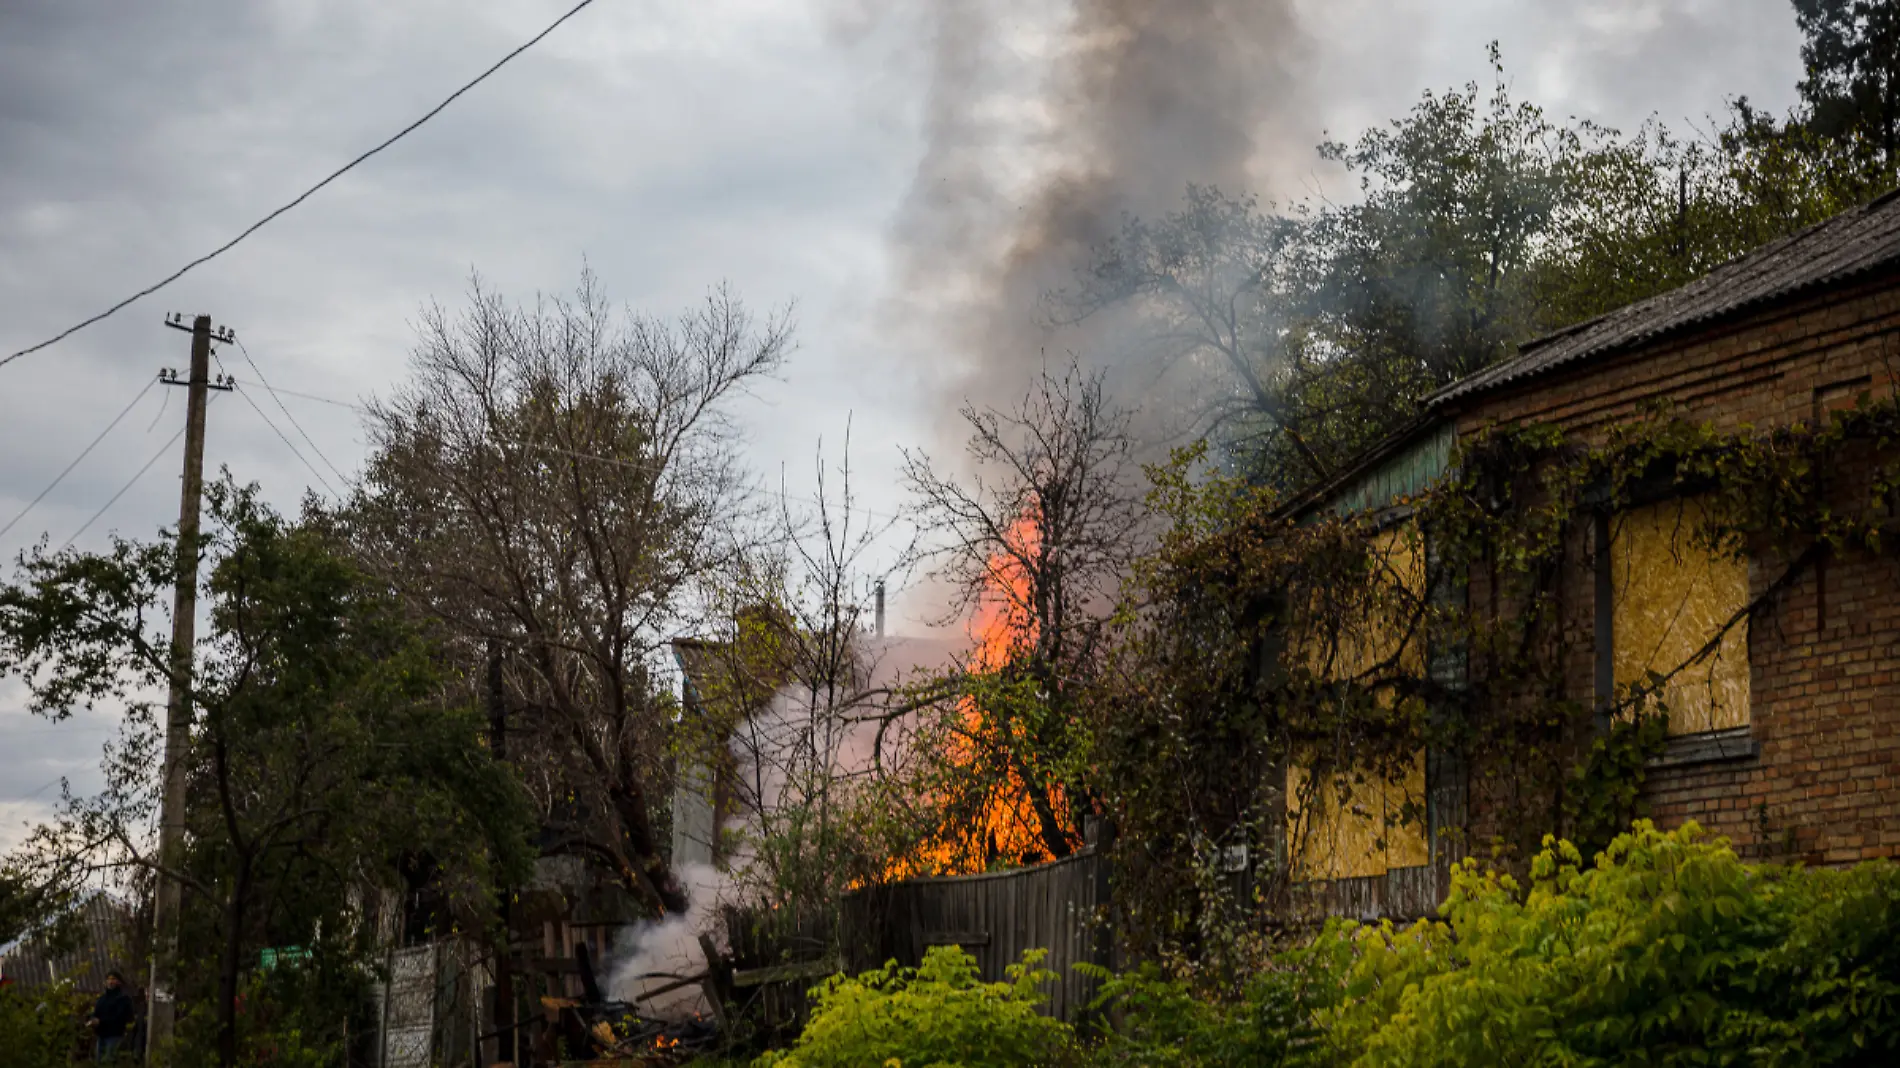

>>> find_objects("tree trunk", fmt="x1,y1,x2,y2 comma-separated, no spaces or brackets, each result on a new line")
217,866,251,1068
607,774,689,914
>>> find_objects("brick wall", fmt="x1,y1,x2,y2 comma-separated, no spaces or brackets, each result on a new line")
1448,270,1900,865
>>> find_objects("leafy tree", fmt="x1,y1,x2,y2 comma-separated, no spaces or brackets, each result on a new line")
1073,44,1899,492
0,482,532,1068
1069,49,1613,488
1795,0,1900,176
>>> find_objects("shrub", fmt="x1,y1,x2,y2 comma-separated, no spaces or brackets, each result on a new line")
1083,931,1350,1068
0,978,87,1068
755,946,1075,1068
1323,820,1900,1067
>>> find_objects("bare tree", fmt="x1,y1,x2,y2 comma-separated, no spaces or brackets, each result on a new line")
901,361,1145,863
682,429,938,905
349,271,790,915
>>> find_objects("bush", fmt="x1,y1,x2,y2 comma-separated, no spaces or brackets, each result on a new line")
1323,820,1900,1067
755,946,1075,1068
1083,934,1349,1068
0,978,87,1068
748,825,1900,1067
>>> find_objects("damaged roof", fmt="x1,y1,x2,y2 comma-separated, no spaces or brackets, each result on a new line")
1430,188,1900,407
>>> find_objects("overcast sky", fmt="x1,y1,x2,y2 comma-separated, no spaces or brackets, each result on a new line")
0,0,1804,849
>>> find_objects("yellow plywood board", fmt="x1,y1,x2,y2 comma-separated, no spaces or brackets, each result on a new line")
1611,498,1750,734
1287,753,1429,880
1288,525,1430,880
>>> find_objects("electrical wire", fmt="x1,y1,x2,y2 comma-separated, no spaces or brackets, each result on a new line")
0,375,160,542
228,379,365,412
59,394,220,552
233,383,340,499
233,337,351,488
0,0,603,370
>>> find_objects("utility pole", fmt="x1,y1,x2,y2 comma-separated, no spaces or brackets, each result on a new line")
485,640,518,1064
146,312,233,1058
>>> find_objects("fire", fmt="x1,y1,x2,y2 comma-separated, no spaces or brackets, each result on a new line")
888,511,1076,877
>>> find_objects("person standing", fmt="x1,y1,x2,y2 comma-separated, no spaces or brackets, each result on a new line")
87,970,135,1062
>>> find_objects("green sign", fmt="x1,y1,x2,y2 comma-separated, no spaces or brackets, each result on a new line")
259,946,310,971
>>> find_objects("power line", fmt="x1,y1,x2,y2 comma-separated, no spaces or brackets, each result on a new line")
59,395,220,552
233,337,351,489
233,383,339,499
0,375,160,542
0,0,603,370
228,379,365,412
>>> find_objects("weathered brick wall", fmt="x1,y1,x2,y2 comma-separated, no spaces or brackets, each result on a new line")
1448,271,1900,865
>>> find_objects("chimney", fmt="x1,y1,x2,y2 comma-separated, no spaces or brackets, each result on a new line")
874,580,886,639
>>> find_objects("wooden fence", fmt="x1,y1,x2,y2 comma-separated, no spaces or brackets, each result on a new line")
722,839,1115,1034
839,848,1114,1023
719,829,1449,1040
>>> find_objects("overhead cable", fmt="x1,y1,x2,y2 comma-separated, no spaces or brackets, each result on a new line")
234,337,352,489
0,375,159,542
59,396,221,552
0,0,602,370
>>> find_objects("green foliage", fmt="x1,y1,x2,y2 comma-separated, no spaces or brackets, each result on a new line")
1082,933,1350,1068
0,979,86,1068
0,481,535,1066
755,947,1075,1068
1795,0,1900,175
1561,711,1670,863
1322,822,1900,1067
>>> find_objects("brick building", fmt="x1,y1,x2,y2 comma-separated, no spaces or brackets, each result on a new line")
1284,189,1900,913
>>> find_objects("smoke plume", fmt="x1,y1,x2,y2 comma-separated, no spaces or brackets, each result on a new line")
856,0,1312,428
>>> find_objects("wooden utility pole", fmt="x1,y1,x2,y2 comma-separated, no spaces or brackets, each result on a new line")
486,640,519,1065
146,312,233,1057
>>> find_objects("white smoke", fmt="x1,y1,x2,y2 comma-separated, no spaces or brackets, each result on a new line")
607,862,728,1020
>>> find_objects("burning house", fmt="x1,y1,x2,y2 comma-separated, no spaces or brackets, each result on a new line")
1274,189,1900,917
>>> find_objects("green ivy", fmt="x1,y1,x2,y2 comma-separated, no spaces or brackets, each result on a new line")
1562,711,1670,862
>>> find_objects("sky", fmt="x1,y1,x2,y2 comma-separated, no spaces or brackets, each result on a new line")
0,0,1805,851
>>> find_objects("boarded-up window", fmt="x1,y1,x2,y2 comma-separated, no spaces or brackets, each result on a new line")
1287,756,1429,879
1609,497,1750,734
1287,526,1431,880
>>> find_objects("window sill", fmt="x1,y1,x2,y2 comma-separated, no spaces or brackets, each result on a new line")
1646,725,1757,770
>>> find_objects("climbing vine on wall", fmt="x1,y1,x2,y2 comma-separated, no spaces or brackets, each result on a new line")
1090,389,1900,958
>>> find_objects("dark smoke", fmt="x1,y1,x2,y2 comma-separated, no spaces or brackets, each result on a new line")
854,0,1311,430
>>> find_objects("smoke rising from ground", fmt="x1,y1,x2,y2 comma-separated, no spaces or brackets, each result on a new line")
850,0,1311,434
609,862,725,1019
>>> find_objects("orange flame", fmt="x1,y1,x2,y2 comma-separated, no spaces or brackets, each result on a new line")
888,512,1071,878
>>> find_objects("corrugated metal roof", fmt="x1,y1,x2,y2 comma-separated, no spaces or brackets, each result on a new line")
1430,188,1900,407
0,894,135,992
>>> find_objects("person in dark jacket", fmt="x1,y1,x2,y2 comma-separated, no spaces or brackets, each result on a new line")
87,970,135,1062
